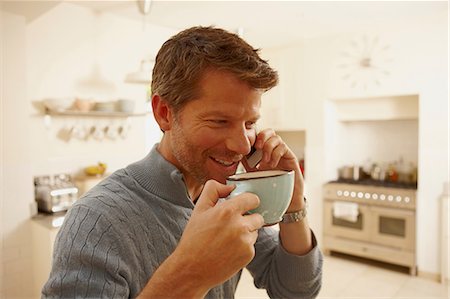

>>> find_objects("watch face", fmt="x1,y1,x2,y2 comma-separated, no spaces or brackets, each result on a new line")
337,34,393,90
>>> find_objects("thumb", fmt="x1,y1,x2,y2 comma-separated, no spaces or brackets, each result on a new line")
195,180,235,211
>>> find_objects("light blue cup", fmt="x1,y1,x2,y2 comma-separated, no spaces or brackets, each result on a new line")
226,170,295,225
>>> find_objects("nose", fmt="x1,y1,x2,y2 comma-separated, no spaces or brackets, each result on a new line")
225,126,254,156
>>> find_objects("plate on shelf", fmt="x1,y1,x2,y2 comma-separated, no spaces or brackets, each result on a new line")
93,101,116,112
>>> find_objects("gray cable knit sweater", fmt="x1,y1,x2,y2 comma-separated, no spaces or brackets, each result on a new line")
42,145,322,298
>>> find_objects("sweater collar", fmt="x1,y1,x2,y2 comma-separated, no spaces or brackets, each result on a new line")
126,144,195,209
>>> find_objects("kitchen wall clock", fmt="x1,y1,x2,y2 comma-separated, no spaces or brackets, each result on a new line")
337,34,393,90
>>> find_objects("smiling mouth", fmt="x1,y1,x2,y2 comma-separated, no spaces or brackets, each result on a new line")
211,157,237,167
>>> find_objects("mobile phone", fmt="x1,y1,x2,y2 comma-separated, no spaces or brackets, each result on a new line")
246,146,263,168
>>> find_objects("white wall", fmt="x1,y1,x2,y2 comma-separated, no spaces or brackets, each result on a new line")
1,2,173,297
0,6,4,296
335,120,419,169
26,3,171,176
261,7,448,276
1,9,35,298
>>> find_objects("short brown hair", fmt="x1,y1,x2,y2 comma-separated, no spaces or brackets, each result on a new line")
151,26,278,112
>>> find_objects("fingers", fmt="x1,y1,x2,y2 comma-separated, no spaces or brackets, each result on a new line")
226,192,260,214
264,137,288,168
196,180,235,211
196,181,263,230
254,129,295,170
244,213,265,232
245,230,259,249
253,128,275,150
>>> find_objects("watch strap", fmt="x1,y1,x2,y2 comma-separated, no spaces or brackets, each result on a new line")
281,197,308,223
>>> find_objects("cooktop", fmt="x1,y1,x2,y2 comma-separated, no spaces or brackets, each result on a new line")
328,179,417,190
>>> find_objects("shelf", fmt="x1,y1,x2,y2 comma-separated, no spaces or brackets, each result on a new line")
45,109,149,118
339,116,418,123
331,94,419,122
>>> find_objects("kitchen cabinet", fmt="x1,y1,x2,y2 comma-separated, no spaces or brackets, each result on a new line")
31,214,64,297
441,183,449,284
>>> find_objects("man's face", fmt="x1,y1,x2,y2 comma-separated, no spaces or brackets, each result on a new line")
167,70,261,186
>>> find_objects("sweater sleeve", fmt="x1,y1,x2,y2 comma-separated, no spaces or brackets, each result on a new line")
246,227,323,299
42,204,130,298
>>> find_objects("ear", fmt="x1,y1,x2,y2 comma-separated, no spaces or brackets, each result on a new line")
151,94,173,132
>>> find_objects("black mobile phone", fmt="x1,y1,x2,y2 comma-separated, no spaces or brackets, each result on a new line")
246,146,263,168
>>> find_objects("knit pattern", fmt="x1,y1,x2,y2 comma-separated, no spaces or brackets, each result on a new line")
42,145,322,298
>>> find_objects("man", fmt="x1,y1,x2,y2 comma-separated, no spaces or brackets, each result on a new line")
43,26,322,298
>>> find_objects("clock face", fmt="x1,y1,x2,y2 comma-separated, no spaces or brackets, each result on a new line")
337,34,393,90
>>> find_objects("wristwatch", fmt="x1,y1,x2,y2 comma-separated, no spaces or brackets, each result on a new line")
281,197,308,223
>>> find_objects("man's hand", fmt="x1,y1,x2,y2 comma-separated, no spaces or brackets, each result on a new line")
241,128,313,256
243,128,305,212
178,180,264,289
138,180,264,298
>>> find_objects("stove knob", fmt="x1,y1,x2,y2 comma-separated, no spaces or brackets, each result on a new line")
396,195,402,202
357,192,363,198
337,190,343,196
372,193,378,200
404,196,411,203
350,191,356,198
344,191,349,197
380,194,386,201
365,193,371,199
388,195,394,201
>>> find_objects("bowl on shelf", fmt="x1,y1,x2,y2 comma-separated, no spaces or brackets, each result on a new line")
74,98,95,112
117,99,135,113
43,98,74,112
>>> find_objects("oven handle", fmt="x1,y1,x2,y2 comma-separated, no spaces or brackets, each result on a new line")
369,205,415,217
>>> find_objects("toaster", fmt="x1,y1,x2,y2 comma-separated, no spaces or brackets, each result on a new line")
34,174,79,213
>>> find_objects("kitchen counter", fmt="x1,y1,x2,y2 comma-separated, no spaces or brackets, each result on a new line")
32,211,66,229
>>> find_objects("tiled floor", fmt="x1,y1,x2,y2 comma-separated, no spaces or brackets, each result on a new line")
235,253,449,298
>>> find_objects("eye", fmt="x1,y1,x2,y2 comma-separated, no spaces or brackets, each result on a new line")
245,121,257,130
208,119,228,125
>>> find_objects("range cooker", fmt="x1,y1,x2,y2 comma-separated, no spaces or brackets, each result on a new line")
323,179,417,275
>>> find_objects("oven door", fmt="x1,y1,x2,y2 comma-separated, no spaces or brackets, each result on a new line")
324,201,370,241
370,206,415,250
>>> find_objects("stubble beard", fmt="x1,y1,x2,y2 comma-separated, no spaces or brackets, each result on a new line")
170,118,209,186
170,116,243,185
